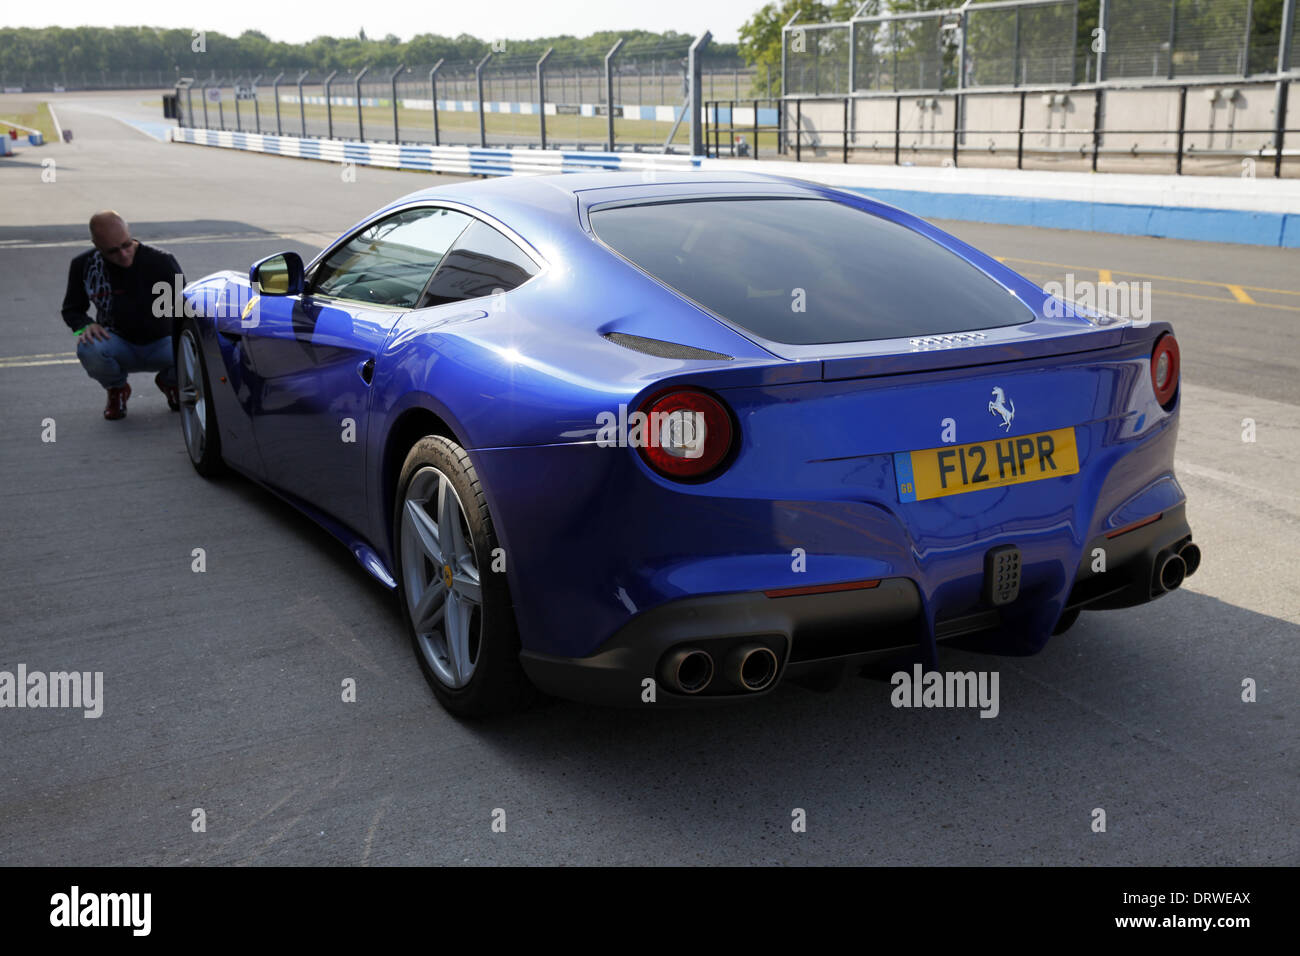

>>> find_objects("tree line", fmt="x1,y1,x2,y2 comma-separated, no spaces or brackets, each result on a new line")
0,25,743,78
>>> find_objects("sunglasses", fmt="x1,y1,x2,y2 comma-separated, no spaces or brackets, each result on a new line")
96,238,136,256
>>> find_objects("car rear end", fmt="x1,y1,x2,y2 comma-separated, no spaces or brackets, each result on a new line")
507,179,1197,705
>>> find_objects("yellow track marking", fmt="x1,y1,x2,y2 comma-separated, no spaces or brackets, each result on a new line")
1002,255,1300,298
1017,272,1300,312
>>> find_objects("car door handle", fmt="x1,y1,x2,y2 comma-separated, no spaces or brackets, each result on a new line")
358,358,375,385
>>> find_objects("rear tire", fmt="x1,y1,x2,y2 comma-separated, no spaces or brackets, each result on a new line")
175,319,226,478
393,435,535,717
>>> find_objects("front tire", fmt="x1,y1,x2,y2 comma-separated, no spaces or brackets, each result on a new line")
175,319,225,478
394,435,535,717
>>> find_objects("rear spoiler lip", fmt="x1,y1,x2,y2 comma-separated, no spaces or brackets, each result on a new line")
636,322,1169,395
819,326,1129,381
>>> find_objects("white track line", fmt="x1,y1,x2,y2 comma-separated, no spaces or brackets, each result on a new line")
0,231,327,250
0,357,80,369
0,117,41,135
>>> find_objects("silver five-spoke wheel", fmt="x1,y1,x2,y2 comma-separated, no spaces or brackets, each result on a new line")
177,330,206,464
400,466,483,689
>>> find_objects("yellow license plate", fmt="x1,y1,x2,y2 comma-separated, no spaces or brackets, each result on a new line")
894,427,1079,502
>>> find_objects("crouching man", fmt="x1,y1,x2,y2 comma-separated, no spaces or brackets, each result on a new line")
61,210,185,420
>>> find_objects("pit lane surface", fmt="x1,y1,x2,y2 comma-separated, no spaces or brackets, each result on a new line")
0,94,1295,865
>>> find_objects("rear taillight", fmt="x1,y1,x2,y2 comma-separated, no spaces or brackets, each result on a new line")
636,388,735,480
1151,332,1180,408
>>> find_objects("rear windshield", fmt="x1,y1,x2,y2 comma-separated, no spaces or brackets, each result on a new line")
589,198,1032,345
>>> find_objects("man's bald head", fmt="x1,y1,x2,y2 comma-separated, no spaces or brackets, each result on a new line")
89,210,127,238
89,210,137,267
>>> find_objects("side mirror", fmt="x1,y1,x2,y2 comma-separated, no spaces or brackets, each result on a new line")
250,252,305,296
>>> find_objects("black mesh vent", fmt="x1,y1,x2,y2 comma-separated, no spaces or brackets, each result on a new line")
602,332,732,361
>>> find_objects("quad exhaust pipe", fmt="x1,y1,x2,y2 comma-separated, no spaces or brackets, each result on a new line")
659,643,781,695
1156,552,1186,593
723,643,780,693
1153,540,1201,595
660,647,714,694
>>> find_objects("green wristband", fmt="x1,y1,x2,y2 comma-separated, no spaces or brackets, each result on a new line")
73,325,89,336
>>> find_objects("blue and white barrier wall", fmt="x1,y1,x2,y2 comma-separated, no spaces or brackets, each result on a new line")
170,126,701,176
169,126,1300,247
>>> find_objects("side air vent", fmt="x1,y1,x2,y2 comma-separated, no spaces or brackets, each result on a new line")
603,332,733,361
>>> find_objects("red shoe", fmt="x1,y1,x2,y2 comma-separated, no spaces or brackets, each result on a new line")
155,371,180,411
104,383,131,420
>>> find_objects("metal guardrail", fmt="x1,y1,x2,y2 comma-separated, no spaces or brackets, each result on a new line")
709,79,1299,177
170,33,751,156
783,0,1300,96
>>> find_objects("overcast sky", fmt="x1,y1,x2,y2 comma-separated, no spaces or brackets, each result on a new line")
5,0,765,45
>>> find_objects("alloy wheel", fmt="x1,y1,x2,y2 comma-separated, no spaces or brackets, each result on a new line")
399,466,483,689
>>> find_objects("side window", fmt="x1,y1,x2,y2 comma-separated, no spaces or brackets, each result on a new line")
312,207,472,307
419,220,539,308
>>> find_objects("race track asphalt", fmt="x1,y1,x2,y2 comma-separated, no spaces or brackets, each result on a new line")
1,93,1295,865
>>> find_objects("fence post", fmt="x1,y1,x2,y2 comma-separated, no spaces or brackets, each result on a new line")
843,96,849,163
1091,88,1103,171
754,97,760,159
323,70,338,138
233,76,242,132
782,10,800,101
186,83,196,131
1097,0,1109,83
537,48,553,150
1070,0,1079,83
217,79,225,130
1013,7,1022,87
849,18,857,96
796,97,802,161
354,65,370,142
271,72,284,136
605,38,625,152
952,92,960,166
689,31,713,157
1243,0,1254,75
1175,85,1187,173
893,21,900,92
296,70,308,137
390,64,406,143
1017,89,1026,168
1167,0,1178,79
1275,0,1296,177
251,75,262,133
959,8,969,89
894,94,901,164
476,52,492,148
1275,83,1290,178
429,60,444,147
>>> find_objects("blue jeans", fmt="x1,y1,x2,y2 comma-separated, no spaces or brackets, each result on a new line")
76,329,175,390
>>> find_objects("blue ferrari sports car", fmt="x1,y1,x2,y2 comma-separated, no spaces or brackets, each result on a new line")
176,170,1198,715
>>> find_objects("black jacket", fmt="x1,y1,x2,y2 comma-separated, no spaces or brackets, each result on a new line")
61,243,185,344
